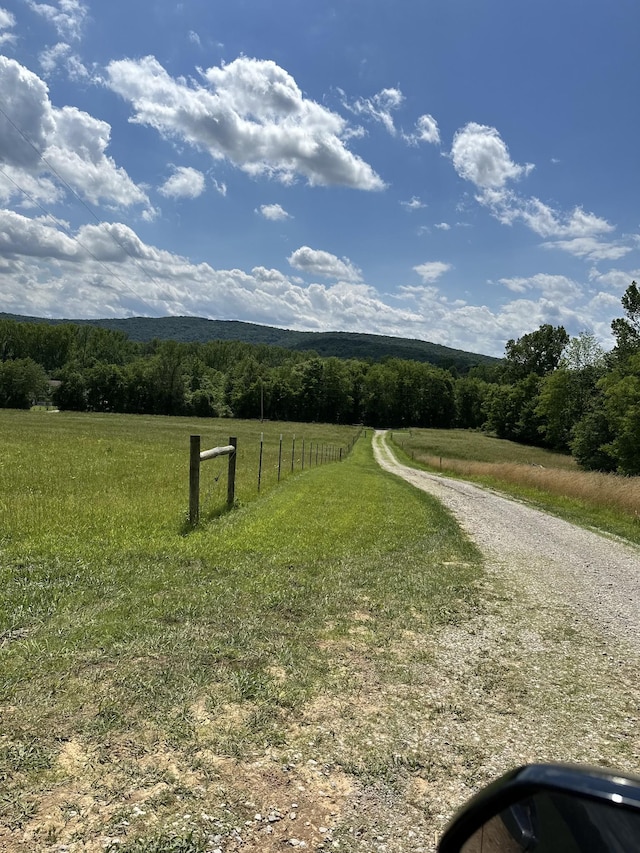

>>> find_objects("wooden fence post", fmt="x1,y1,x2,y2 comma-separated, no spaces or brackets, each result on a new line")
227,436,237,506
189,434,201,526
278,434,283,481
258,432,263,492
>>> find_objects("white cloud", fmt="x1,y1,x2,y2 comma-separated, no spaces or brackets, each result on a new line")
0,8,15,27
39,42,90,80
1,210,631,355
0,212,422,333
0,57,55,169
520,198,614,239
401,196,425,211
0,7,16,45
434,222,450,231
188,30,201,47
26,0,88,41
106,55,385,190
413,261,452,283
158,166,206,199
498,273,582,305
257,203,291,221
0,57,151,211
211,178,227,196
450,130,626,258
588,267,640,291
407,114,440,145
344,87,404,135
542,236,632,261
451,122,533,190
0,165,62,206
46,105,150,207
288,246,362,282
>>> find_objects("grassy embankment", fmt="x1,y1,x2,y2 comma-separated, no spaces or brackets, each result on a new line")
0,410,480,850
390,428,640,545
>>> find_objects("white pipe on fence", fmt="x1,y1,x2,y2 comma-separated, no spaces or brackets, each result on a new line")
189,435,236,526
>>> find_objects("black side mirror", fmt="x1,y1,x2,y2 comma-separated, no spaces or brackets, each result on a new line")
439,763,640,852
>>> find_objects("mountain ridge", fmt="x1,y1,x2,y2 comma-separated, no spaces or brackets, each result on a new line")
0,313,499,371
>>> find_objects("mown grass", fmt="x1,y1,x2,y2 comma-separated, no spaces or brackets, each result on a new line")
391,428,640,545
0,411,482,848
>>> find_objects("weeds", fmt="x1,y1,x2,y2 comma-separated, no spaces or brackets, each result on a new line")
392,428,640,544
0,414,481,849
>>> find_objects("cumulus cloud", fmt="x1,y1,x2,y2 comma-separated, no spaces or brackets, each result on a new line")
413,261,452,283
588,267,640,291
541,236,632,262
0,57,150,210
26,0,88,41
1,209,631,354
106,55,385,190
407,114,440,145
158,166,206,199
451,122,534,189
449,123,629,259
0,211,424,334
498,273,582,305
288,246,362,282
257,203,291,221
401,196,425,211
434,222,450,230
0,7,16,45
39,42,90,80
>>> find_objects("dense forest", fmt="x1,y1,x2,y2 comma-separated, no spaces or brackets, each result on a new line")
0,313,498,373
1,282,639,474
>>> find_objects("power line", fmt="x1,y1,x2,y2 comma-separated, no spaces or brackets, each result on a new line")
0,164,155,311
0,99,167,308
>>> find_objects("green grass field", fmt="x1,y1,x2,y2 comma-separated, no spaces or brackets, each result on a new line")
0,411,481,851
391,428,640,545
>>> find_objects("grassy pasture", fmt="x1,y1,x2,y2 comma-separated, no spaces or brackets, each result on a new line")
391,428,640,544
0,410,357,561
0,411,481,850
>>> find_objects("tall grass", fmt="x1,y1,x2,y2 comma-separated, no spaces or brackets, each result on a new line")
0,410,357,562
392,429,640,542
0,412,481,847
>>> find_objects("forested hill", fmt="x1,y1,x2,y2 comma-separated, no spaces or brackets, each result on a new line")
0,313,498,373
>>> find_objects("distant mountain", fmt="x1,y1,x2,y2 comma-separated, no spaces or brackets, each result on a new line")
0,313,500,372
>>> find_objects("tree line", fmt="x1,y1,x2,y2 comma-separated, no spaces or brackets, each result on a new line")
0,319,458,427
1,282,639,474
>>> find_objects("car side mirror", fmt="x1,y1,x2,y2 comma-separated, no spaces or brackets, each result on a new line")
438,763,640,852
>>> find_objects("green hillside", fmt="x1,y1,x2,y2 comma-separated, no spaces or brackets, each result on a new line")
0,313,499,372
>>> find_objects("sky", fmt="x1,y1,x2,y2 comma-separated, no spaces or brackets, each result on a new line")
0,0,638,357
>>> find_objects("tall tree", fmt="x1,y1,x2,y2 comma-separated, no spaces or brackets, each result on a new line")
504,324,569,382
611,281,640,357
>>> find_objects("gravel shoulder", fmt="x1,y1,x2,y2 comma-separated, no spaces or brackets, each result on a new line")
373,430,640,654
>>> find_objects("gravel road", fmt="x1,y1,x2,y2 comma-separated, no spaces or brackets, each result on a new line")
373,431,640,654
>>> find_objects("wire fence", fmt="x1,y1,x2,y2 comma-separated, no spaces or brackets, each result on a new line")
193,426,363,523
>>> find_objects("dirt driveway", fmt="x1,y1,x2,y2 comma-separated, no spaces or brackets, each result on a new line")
373,431,640,654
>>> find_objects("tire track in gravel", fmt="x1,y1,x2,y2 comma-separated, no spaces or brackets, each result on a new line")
373,431,640,655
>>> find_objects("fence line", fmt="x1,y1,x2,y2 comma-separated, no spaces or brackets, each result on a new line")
192,425,364,523
189,435,236,526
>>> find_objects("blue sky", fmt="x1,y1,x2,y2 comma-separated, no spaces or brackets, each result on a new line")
0,0,638,356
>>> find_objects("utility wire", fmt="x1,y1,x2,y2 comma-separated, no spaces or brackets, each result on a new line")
0,99,166,307
0,164,155,311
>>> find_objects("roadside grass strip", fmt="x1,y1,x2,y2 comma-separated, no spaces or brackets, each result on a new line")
392,428,640,545
0,414,480,850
